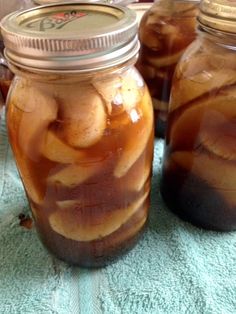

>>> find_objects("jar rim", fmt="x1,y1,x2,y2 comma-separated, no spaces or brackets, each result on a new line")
198,0,236,34
1,2,139,71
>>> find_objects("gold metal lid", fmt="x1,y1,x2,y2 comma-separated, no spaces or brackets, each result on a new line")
0,2,138,72
33,0,136,6
33,0,137,8
198,0,236,34
34,0,73,3
33,0,99,4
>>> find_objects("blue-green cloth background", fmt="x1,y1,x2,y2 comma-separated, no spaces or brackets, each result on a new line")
0,116,236,314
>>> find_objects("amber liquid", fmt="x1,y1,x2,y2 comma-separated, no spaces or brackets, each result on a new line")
136,1,198,137
160,43,236,231
7,72,154,266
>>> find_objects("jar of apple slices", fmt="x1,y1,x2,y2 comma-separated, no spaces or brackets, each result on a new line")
161,0,236,231
1,2,154,266
136,0,199,138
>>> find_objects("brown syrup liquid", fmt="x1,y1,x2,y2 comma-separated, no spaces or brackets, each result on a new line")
7,76,154,266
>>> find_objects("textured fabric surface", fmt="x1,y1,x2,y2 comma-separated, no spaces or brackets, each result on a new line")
0,117,236,314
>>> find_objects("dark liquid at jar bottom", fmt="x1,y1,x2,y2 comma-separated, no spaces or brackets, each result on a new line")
160,169,236,231
34,206,148,267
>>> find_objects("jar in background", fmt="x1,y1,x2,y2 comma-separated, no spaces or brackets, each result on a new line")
1,2,154,266
0,49,14,103
0,0,35,104
161,0,236,231
0,0,35,20
136,0,199,137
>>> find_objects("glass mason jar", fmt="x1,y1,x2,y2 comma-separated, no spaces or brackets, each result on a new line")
136,0,199,137
1,2,154,266
161,0,236,231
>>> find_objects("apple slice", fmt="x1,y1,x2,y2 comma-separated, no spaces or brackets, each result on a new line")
169,86,236,151
9,80,58,160
49,191,149,241
41,130,85,164
147,49,185,68
200,110,236,161
124,163,151,192
122,139,153,193
121,72,143,112
114,87,153,178
139,25,163,51
171,150,236,206
92,76,122,115
171,150,236,190
58,84,106,148
13,153,44,205
170,65,236,111
47,163,101,187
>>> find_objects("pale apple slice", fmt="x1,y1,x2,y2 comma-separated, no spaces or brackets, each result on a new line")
92,76,122,115
124,163,151,192
58,84,106,148
110,209,148,248
49,191,149,241
114,87,153,178
14,154,44,205
161,24,178,36
47,163,101,187
171,150,236,189
122,139,153,193
22,171,43,205
169,87,236,151
119,216,147,242
56,200,79,210
10,79,37,113
199,110,236,161
161,25,185,50
170,66,236,111
139,26,163,51
147,49,185,68
9,80,58,160
121,72,143,112
171,151,236,206
41,130,85,164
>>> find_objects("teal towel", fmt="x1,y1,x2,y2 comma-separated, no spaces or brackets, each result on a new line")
0,116,236,314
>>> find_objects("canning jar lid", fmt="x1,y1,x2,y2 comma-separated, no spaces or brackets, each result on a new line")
0,2,138,72
198,0,236,34
33,0,99,4
33,0,135,5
